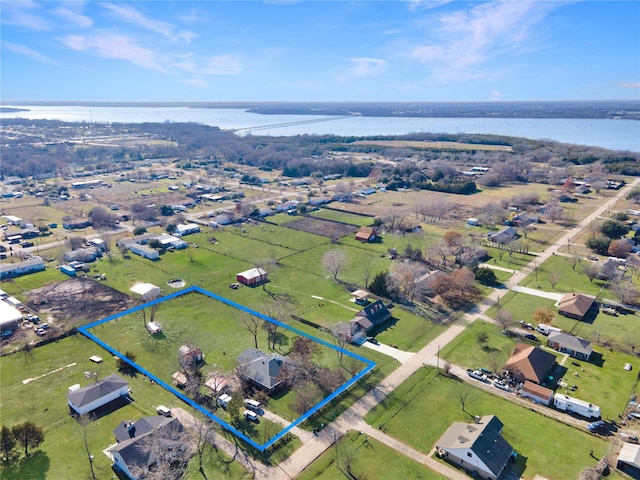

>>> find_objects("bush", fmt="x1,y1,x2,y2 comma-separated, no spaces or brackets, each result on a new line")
474,267,497,285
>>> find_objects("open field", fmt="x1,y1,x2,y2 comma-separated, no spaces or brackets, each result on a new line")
350,139,514,152
365,367,613,480
297,429,448,480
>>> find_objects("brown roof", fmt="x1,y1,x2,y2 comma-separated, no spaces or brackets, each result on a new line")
503,344,556,384
355,226,375,241
558,293,594,318
521,381,554,401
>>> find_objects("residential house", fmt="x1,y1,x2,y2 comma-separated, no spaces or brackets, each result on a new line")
236,348,287,392
236,267,268,287
64,247,101,263
557,293,595,321
0,257,46,280
519,381,554,406
435,415,514,480
355,226,379,243
128,243,160,260
487,226,517,244
109,416,188,480
617,443,640,479
350,300,392,335
415,270,446,298
174,223,200,236
547,331,593,361
62,218,93,230
308,196,333,206
153,234,188,250
67,373,129,416
503,343,556,384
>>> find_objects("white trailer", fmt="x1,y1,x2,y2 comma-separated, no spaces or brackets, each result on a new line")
536,324,562,336
553,393,601,419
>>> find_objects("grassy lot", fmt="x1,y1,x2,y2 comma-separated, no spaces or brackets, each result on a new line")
0,334,248,480
519,254,612,297
365,367,612,480
310,208,374,227
297,429,448,480
484,290,558,324
440,320,637,421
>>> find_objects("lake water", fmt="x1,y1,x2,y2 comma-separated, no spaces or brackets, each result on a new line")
2,105,639,152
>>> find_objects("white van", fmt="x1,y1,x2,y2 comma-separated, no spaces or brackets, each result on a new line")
244,410,259,422
244,399,261,410
156,405,171,417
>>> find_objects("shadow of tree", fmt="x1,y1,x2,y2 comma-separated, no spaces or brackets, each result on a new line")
2,450,50,480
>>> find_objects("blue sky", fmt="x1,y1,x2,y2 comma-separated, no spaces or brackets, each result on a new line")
1,1,639,102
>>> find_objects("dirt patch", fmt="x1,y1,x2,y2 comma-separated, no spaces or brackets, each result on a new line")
284,216,358,240
25,277,132,326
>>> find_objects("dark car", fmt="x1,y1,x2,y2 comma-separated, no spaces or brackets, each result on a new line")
587,420,607,432
524,333,539,341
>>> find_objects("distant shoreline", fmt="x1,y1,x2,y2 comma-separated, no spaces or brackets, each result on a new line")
1,100,639,120
0,107,29,113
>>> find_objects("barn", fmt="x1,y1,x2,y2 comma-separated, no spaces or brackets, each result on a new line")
236,268,268,287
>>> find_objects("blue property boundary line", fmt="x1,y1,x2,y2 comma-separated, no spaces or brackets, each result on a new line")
79,285,376,452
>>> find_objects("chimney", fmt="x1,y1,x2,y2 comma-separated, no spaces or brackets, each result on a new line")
474,415,481,424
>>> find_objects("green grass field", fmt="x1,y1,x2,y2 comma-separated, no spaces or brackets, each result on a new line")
365,367,612,480
297,430,448,480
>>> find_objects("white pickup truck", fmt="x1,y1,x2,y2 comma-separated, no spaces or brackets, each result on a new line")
467,369,488,382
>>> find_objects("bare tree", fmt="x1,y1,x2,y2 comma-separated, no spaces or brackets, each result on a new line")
241,313,260,349
322,249,347,281
391,261,422,303
192,413,217,479
360,259,375,289
77,414,99,480
611,280,639,305
582,263,599,283
496,309,514,330
549,271,561,289
565,253,583,271
454,384,477,416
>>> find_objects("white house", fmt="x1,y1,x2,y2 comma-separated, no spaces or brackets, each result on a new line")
128,244,160,260
174,223,200,236
67,374,129,415
0,257,46,279
435,415,514,480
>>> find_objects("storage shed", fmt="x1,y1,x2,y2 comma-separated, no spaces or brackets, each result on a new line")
0,300,22,335
236,268,268,287
130,283,162,302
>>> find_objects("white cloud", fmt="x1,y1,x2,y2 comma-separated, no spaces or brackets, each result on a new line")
53,7,93,28
100,3,194,43
1,0,50,31
407,1,453,13
2,40,54,63
347,58,388,78
620,82,640,88
407,1,556,83
490,89,502,100
60,32,166,72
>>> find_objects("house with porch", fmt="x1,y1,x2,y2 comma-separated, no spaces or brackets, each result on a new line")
547,331,593,361
503,343,556,385
236,348,287,392
557,293,595,321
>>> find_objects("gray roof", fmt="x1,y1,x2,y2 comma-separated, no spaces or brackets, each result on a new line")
547,331,593,356
436,415,514,477
110,417,185,473
237,348,286,391
113,415,171,443
67,373,128,408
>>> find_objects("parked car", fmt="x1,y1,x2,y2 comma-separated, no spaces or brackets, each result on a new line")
467,369,488,382
156,405,171,417
524,333,539,342
587,420,607,432
519,320,533,330
244,410,259,422
493,380,511,392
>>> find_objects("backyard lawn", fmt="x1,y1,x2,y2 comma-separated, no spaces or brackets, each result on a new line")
365,367,612,480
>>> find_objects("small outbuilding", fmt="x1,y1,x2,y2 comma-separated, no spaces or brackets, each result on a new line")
617,443,640,479
236,268,267,287
130,283,162,302
350,289,371,305
355,226,379,243
178,345,203,369
0,300,22,336
519,381,554,406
